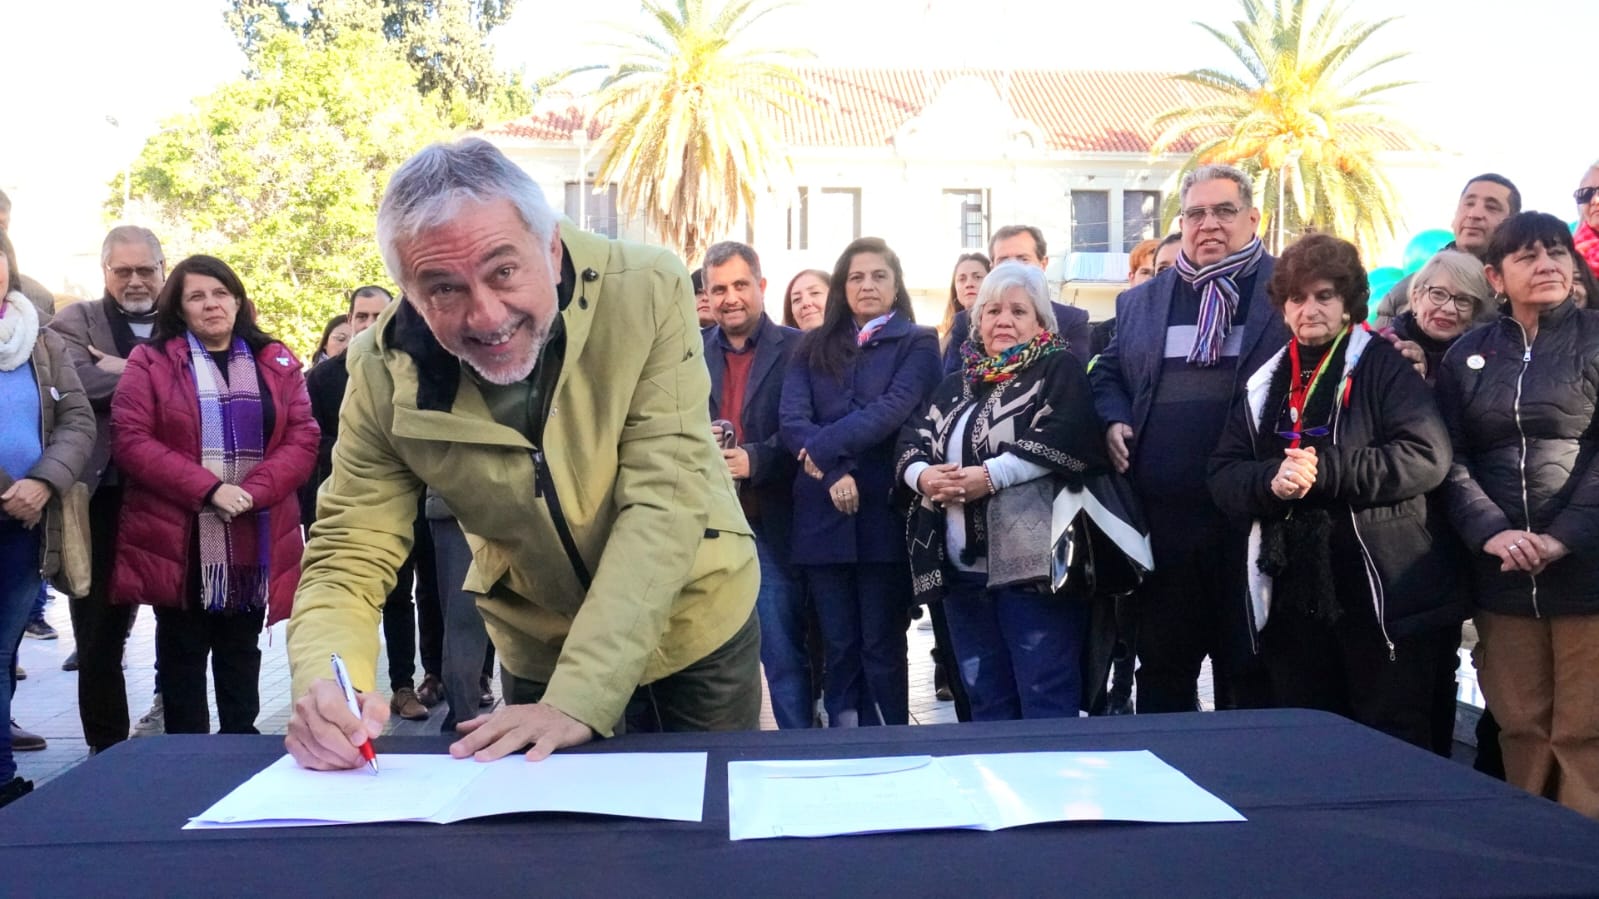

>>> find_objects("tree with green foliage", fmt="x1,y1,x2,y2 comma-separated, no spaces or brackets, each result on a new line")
226,0,528,127
590,0,809,262
1150,0,1417,255
114,27,444,355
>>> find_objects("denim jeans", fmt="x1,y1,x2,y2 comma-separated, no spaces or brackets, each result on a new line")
1,522,43,781
29,581,47,621
804,563,909,727
753,532,813,729
941,570,1089,721
429,517,496,731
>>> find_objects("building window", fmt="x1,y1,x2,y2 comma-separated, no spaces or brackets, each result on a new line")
943,189,987,249
812,188,862,256
787,187,809,250
1070,190,1110,253
565,181,619,238
1123,190,1161,250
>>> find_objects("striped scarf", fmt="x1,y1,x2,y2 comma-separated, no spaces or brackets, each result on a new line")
856,311,895,346
1176,236,1266,366
186,332,269,614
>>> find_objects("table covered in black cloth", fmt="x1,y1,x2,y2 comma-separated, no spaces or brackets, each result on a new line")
3,709,1597,897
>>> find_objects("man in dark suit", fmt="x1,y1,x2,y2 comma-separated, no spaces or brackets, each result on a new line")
942,224,1092,372
1089,164,1288,714
701,241,810,728
48,226,166,752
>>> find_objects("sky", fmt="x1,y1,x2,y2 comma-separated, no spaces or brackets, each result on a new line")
3,0,1595,293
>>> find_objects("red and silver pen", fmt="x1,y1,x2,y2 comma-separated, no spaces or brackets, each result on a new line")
330,653,380,775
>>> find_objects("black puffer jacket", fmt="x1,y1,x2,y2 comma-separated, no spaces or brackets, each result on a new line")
1436,300,1599,617
1210,329,1462,644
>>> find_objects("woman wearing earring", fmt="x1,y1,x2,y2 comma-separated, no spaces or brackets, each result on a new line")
1209,233,1462,751
780,238,942,727
1436,212,1599,819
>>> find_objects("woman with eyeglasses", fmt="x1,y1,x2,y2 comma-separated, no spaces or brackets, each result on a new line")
1436,212,1599,819
1385,250,1492,385
1208,234,1463,751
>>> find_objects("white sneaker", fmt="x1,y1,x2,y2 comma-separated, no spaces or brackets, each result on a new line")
131,695,164,738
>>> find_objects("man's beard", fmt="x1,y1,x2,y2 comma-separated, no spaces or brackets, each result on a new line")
448,314,550,386
117,296,155,315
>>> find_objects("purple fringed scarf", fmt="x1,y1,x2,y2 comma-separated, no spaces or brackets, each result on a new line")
186,332,269,614
1176,236,1266,367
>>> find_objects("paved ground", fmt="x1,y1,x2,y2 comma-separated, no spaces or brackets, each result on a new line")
11,593,965,786
14,592,1481,787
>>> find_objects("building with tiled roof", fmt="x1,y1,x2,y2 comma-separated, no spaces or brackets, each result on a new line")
484,67,1440,321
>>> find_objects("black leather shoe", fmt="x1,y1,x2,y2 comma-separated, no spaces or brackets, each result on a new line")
62,650,79,672
0,776,34,809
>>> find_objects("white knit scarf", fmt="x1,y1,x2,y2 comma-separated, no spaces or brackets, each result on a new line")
0,291,40,372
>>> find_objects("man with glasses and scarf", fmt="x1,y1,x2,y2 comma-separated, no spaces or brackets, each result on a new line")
1090,165,1287,715
47,226,166,753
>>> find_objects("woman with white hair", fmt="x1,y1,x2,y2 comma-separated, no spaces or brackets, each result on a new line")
896,261,1110,720
1386,249,1493,384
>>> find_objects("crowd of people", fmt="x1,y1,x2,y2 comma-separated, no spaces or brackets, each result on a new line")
3,145,1599,825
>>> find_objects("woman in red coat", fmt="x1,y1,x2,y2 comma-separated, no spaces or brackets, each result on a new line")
110,255,317,735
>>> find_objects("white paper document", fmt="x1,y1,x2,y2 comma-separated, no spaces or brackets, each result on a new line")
727,750,1243,840
187,752,707,829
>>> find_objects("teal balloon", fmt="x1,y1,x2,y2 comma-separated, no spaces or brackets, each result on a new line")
1367,265,1405,298
1402,229,1454,272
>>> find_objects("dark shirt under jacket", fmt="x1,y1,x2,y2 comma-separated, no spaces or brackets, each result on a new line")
302,352,350,529
1089,261,1288,536
705,315,801,553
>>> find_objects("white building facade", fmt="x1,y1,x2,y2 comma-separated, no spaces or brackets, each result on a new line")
485,67,1444,327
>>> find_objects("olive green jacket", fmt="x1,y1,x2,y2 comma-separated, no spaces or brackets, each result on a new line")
287,225,757,735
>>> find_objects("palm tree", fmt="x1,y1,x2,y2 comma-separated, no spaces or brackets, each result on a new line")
1150,0,1419,255
589,0,810,263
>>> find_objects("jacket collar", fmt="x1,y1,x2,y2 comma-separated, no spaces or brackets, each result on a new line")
1245,324,1372,426
860,309,917,347
1496,297,1580,337
159,334,298,373
708,315,792,410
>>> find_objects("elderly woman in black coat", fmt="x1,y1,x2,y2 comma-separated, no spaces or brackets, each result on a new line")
1436,212,1599,819
1208,234,1463,751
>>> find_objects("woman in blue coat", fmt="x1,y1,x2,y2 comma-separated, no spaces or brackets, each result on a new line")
780,237,942,726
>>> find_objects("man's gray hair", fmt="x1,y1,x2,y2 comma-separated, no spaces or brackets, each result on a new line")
702,241,762,281
100,226,164,266
1415,249,1494,320
1181,164,1254,208
377,138,557,285
969,261,1057,346
0,189,10,214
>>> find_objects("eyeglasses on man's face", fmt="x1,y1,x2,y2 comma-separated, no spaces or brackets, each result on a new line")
106,264,161,281
1574,186,1599,206
1180,204,1242,226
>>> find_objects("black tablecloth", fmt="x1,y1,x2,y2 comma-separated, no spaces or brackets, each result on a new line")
3,710,1597,897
